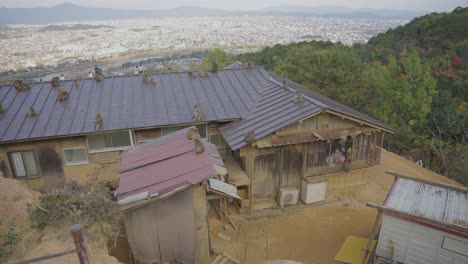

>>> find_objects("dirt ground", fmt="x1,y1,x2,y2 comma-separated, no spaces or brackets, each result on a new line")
209,150,461,264
0,175,120,264
1,149,459,264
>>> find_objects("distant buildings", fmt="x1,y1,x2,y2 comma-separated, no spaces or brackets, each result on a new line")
0,16,406,71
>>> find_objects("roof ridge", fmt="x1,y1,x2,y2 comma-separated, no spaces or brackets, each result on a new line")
267,76,329,109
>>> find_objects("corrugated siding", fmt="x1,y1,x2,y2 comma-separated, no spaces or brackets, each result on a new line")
376,215,468,264
385,178,468,228
0,68,265,143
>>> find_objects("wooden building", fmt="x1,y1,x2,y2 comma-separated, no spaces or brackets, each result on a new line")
369,174,468,264
116,127,225,264
0,65,393,208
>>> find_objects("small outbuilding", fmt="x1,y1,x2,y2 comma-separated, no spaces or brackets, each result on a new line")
116,127,226,264
369,172,468,264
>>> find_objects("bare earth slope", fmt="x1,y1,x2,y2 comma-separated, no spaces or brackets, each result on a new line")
210,149,461,264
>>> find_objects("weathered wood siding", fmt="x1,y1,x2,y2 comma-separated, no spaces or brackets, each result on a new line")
124,187,197,264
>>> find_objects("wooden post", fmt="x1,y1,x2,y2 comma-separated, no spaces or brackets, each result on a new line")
70,224,90,264
361,209,382,264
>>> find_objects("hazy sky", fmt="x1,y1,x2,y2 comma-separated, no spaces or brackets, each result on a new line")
0,0,466,11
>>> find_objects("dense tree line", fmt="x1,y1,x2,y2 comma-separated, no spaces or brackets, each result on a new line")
217,7,467,184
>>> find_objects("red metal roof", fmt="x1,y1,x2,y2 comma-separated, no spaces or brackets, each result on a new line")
117,127,223,203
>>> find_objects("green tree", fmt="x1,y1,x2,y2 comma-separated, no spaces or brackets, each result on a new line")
201,48,228,69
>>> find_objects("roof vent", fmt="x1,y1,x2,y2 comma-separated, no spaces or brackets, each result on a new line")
74,80,80,87
188,71,197,78
245,130,255,143
194,138,205,154
13,80,30,91
0,103,5,114
95,113,103,130
211,62,218,73
193,104,204,122
57,88,69,102
143,74,156,85
51,77,60,88
198,71,209,78
293,90,303,104
186,127,200,140
27,106,37,117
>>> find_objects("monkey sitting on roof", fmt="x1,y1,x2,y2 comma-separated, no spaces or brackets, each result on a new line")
193,104,204,122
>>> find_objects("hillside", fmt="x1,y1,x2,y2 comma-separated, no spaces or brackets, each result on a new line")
235,7,468,185
368,6,468,100
0,3,423,24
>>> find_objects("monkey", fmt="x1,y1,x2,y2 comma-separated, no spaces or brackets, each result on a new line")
188,71,197,78
95,71,104,82
185,127,200,140
282,73,288,88
95,113,103,131
245,130,255,143
0,102,5,114
198,71,209,78
244,61,253,69
27,106,37,117
57,88,69,102
51,77,60,88
74,80,80,87
211,62,218,73
143,74,156,85
293,90,303,104
194,138,205,154
13,80,30,91
193,104,204,122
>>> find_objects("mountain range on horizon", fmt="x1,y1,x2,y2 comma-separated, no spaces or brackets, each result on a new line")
0,2,431,24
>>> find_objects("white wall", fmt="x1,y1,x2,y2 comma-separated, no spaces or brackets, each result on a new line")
376,214,468,264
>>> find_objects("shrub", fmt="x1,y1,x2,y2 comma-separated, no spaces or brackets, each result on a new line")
0,219,19,262
28,183,121,234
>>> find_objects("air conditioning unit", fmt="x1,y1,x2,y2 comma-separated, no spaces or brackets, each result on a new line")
301,178,327,204
279,187,299,206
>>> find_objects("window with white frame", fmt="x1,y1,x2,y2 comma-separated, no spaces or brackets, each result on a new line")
210,133,228,149
160,124,207,138
9,150,39,178
87,130,133,152
63,147,88,166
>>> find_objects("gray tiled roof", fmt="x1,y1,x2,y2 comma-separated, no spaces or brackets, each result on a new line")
0,68,266,143
1,65,393,147
219,63,393,150
219,76,325,150
268,72,393,132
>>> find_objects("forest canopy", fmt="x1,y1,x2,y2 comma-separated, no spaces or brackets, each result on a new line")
232,7,468,184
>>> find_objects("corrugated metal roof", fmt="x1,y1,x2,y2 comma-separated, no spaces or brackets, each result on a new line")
268,72,393,132
223,61,244,70
219,75,325,150
0,68,266,143
117,126,224,203
385,178,468,229
1,65,393,146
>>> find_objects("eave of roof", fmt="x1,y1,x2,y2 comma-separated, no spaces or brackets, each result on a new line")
0,68,266,143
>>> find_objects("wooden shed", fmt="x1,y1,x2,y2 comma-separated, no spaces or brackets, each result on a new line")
116,127,226,264
369,174,468,264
